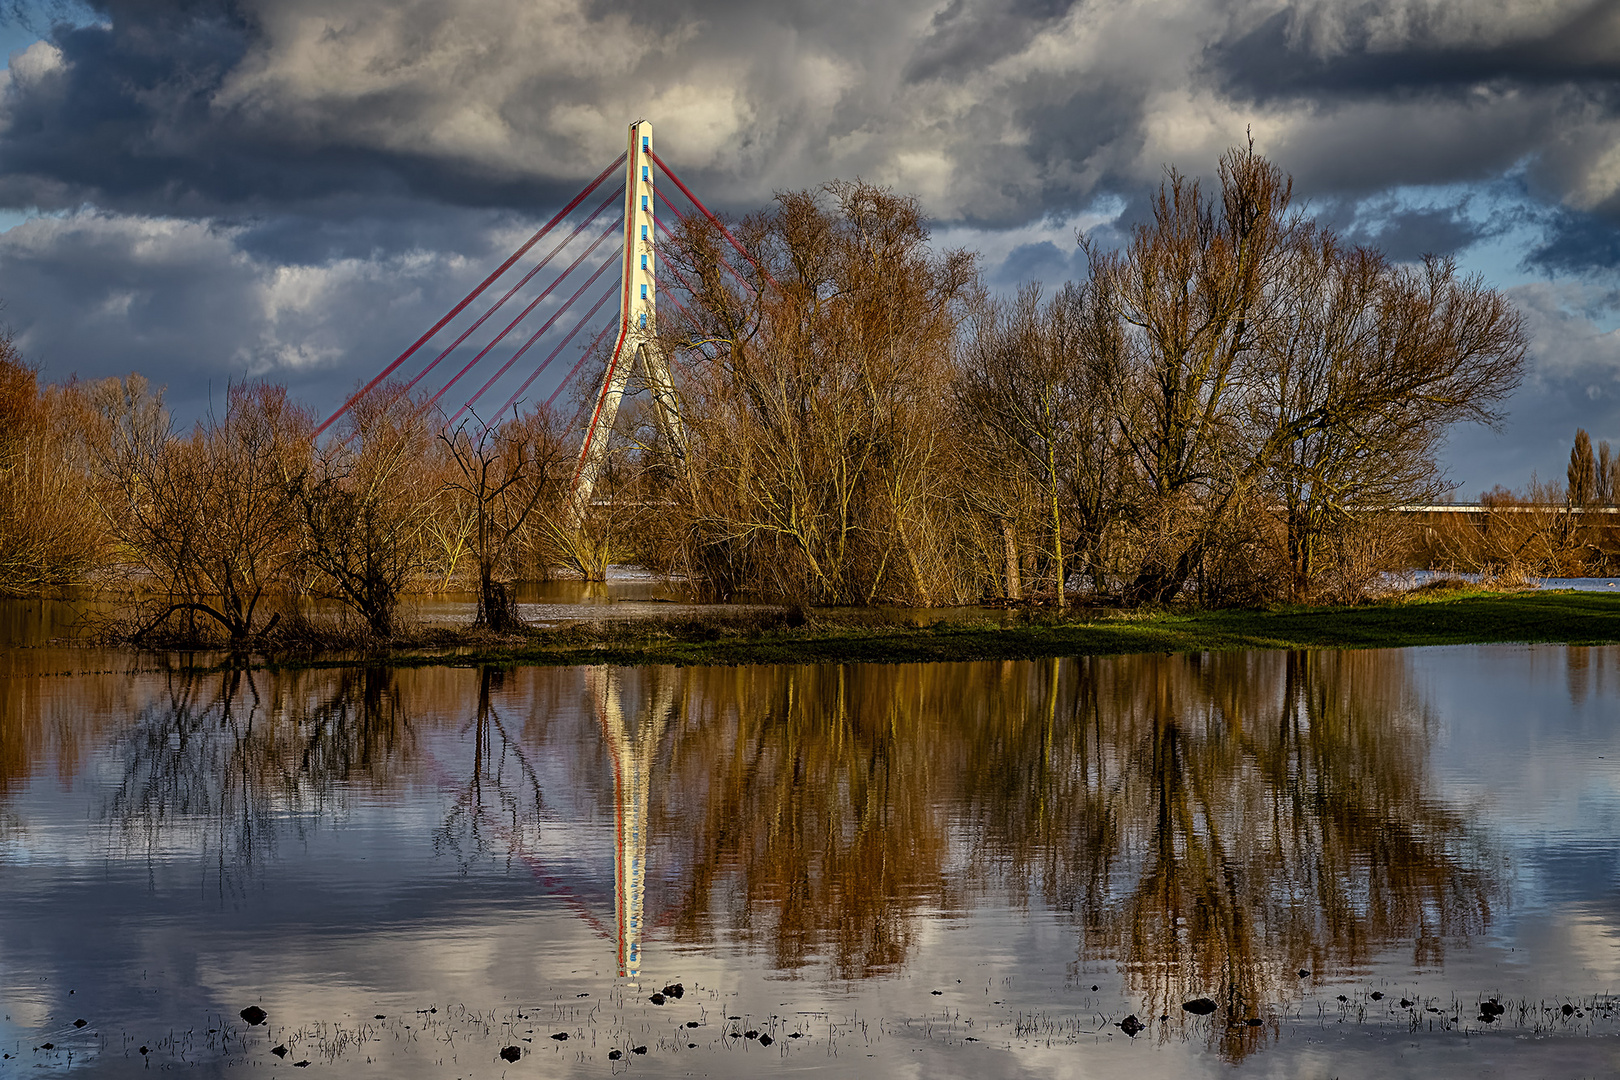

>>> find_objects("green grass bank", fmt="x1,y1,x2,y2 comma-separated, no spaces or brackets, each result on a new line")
267,588,1620,670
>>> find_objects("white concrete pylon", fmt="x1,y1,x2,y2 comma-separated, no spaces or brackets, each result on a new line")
570,118,685,523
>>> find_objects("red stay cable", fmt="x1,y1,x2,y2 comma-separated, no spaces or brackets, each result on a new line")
647,150,776,288
447,255,619,427
551,319,623,414
394,184,623,401
312,151,627,437
485,283,620,424
424,216,622,411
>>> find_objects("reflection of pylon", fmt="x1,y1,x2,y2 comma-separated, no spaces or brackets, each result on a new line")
587,666,675,985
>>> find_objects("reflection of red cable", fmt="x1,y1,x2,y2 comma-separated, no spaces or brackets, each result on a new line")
314,153,627,437
418,740,616,942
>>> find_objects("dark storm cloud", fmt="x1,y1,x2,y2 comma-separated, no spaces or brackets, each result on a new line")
1529,207,1620,275
1212,2,1620,100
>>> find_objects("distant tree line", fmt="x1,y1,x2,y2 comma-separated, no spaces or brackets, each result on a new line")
0,143,1538,638
1412,426,1620,577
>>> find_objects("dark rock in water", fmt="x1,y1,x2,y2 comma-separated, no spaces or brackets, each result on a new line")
1477,1012,1497,1023
632,1045,648,1055
1400,999,1414,1008
551,1032,569,1041
662,983,684,999
294,1061,310,1068
73,1019,86,1028
1481,1000,1505,1018
138,1047,149,1056
686,1021,700,1028
1182,999,1218,1016
1564,1004,1576,1016
728,1016,741,1021
577,993,589,998
240,1006,268,1026
375,1015,386,1020
499,1046,522,1062
1370,992,1384,1001
650,993,666,1005
272,1045,289,1058
931,990,942,996
1091,985,1099,992
788,1032,803,1039
1298,970,1310,978
744,1030,759,1039
608,1050,622,1060
964,1036,978,1042
1245,1018,1263,1027
1337,995,1348,1003
1118,1015,1145,1037
429,1007,437,1014
759,1034,774,1047
40,1043,54,1051
687,1043,697,1049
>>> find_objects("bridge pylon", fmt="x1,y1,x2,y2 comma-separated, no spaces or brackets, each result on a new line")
569,119,685,523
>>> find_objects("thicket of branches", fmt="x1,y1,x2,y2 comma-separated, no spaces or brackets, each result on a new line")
645,144,1527,605
0,143,1539,629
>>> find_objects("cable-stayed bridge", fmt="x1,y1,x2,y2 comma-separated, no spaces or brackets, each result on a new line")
312,119,743,515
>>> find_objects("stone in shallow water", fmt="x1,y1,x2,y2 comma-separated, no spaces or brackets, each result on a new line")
1564,1004,1576,1016
608,1050,622,1060
759,1034,774,1047
632,1045,648,1055
1370,992,1384,1001
662,983,684,999
240,1006,267,1026
650,993,666,1005
1182,999,1217,1016
1118,1015,1144,1037
272,1045,288,1058
550,1032,568,1041
686,1021,700,1028
1245,1018,1263,1027
73,1019,86,1028
500,1046,522,1062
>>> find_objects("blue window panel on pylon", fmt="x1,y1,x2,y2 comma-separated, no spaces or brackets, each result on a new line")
642,136,649,151
639,312,647,328
641,196,648,211
641,284,647,299
641,225,648,240
642,166,649,181
641,254,647,270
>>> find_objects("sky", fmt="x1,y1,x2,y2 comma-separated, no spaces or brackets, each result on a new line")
1,0,1618,492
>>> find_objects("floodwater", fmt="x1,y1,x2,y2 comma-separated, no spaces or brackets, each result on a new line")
2,615,1620,1076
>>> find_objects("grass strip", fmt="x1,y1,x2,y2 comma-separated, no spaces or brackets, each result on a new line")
260,588,1620,671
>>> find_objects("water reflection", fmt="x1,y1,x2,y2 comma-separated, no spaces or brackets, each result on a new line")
5,649,1506,1063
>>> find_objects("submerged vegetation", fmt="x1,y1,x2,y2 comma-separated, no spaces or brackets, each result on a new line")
0,141,1587,650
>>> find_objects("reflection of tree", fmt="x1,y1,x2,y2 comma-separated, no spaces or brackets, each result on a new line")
955,651,1498,1061
634,651,1497,1060
432,667,546,874
653,665,953,979
105,667,417,892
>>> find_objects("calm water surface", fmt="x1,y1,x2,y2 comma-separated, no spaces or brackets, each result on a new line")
2,613,1619,1077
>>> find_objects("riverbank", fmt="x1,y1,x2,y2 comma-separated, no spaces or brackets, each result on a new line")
252,587,1620,670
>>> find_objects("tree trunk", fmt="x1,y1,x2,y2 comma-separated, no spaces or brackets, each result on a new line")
1002,520,1022,601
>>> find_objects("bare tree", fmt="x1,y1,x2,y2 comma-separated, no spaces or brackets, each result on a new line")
294,387,437,637
105,383,310,646
439,413,560,632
